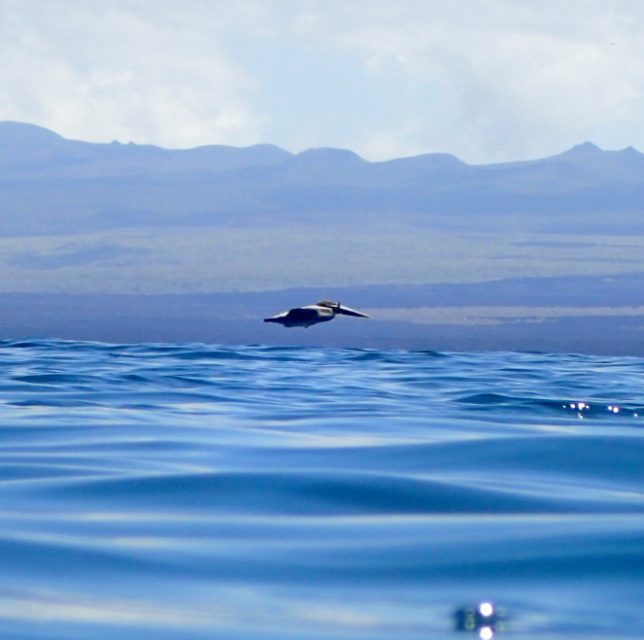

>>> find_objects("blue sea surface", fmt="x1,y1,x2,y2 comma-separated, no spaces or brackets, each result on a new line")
1,340,643,639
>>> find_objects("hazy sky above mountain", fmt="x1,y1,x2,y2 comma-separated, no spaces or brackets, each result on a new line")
1,0,642,163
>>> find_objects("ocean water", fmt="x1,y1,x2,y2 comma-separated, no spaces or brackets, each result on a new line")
1,339,643,640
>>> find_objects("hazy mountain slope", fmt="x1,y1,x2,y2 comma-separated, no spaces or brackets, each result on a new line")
1,122,643,299
1,121,643,237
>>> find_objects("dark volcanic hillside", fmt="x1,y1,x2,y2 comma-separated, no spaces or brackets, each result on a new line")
1,121,643,236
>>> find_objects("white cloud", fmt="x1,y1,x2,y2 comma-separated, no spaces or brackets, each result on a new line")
281,1,644,161
272,0,644,161
0,1,643,161
0,1,270,147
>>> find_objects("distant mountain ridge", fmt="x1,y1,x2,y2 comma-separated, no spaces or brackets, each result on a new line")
1,120,641,172
1,120,643,236
0,121,292,178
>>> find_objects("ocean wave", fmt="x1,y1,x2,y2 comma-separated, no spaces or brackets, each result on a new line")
1,339,643,638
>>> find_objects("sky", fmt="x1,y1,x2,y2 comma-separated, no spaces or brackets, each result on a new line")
1,0,643,164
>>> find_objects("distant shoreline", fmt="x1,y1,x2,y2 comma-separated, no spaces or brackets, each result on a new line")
2,280,643,356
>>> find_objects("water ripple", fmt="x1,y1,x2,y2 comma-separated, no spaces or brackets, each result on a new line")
1,340,643,639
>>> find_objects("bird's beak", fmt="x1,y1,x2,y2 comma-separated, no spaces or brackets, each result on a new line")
335,304,369,318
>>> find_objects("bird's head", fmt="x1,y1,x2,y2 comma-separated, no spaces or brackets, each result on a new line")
317,301,368,318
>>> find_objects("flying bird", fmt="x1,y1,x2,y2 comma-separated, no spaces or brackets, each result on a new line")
264,300,369,328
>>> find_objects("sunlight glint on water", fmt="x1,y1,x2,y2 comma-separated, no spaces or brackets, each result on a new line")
1,340,643,639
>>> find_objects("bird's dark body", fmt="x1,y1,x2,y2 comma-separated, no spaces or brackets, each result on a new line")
264,300,368,328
